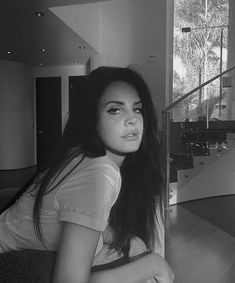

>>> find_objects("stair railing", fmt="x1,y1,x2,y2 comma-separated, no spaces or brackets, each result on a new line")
162,65,235,211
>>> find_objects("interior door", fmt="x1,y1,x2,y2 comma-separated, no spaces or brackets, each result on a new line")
69,76,86,115
36,77,62,169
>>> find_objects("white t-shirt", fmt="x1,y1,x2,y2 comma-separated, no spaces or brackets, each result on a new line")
0,155,121,256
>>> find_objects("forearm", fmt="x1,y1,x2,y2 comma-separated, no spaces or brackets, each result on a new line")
89,252,164,283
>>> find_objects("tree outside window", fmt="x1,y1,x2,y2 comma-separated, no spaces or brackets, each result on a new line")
173,0,229,121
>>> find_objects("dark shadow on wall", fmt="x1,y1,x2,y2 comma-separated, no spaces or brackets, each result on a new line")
0,166,37,190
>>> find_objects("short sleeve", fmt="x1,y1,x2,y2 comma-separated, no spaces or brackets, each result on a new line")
54,162,121,232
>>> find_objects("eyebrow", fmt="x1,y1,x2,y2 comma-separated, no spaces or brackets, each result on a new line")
104,100,142,106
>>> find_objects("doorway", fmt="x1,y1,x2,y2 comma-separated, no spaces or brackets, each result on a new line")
69,76,86,116
36,77,62,169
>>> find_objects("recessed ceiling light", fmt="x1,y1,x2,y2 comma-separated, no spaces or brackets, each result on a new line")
78,46,86,50
35,11,44,17
7,51,12,54
41,48,47,52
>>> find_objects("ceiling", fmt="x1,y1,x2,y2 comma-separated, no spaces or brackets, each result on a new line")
0,0,109,67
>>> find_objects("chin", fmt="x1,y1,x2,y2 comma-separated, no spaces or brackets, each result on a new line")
108,146,140,156
121,145,141,154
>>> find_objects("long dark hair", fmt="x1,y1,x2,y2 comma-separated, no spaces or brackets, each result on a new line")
3,66,164,255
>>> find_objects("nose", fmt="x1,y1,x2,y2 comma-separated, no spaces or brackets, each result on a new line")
124,113,137,126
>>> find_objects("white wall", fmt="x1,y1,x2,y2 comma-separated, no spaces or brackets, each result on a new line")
50,0,174,127
33,64,86,130
228,0,235,66
227,0,235,119
0,62,86,170
90,0,173,126
165,0,174,108
50,2,101,52
0,60,35,169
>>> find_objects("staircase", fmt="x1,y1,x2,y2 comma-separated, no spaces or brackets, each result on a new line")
169,121,235,204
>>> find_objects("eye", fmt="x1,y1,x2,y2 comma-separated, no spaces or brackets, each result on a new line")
107,107,121,115
134,106,142,113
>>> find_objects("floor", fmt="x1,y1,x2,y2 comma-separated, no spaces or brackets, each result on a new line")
1,168,235,282
166,195,235,283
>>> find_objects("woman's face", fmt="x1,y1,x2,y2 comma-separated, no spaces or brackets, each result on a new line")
96,81,144,166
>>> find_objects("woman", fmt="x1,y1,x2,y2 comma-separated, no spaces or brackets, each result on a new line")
0,66,174,282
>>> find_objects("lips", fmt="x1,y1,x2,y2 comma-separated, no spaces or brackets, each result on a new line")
122,129,139,139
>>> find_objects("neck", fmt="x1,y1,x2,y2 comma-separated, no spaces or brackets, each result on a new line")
106,150,125,167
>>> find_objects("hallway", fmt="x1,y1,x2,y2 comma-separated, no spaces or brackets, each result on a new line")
166,195,235,283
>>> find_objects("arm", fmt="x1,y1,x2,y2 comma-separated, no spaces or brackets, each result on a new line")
90,252,174,283
127,238,174,283
53,221,101,283
53,222,174,283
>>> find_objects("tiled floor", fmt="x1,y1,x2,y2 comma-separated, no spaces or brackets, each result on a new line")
166,195,235,283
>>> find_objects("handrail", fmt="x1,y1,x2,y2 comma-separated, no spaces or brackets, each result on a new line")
163,65,235,257
164,65,235,113
162,65,235,214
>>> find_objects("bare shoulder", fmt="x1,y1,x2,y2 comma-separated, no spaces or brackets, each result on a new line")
129,236,147,257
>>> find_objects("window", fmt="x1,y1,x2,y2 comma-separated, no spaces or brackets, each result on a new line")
173,0,229,121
